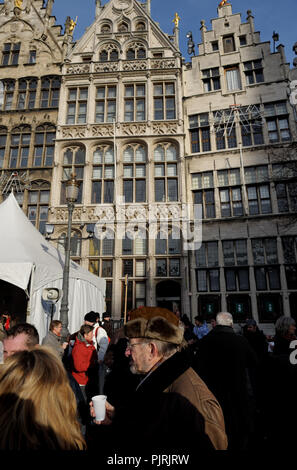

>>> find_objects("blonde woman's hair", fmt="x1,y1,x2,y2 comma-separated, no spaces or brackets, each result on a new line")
0,346,86,450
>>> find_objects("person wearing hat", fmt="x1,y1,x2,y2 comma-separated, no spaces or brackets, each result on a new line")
89,307,227,452
242,318,268,360
101,312,113,341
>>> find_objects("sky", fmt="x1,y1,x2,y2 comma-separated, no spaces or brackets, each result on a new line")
51,0,296,66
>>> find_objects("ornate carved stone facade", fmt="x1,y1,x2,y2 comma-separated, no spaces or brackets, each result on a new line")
1,0,297,328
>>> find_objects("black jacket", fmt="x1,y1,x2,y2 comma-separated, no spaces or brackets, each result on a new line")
193,325,258,450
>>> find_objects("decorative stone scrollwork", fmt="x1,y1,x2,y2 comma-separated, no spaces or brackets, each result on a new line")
91,124,114,137
151,59,176,69
152,122,178,135
61,126,86,138
66,63,90,74
121,123,147,136
122,60,147,71
94,62,119,73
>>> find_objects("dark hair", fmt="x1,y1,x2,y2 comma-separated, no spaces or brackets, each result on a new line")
194,315,204,323
79,324,94,336
84,311,98,323
6,323,39,348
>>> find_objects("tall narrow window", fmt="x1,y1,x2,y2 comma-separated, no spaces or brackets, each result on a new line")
95,85,116,123
40,76,61,108
66,87,88,124
189,113,211,153
61,147,85,204
9,125,31,168
223,35,235,53
123,145,146,203
33,125,55,167
201,68,221,92
244,60,264,84
1,80,15,111
153,83,176,120
264,101,291,143
27,182,51,234
0,128,7,169
225,66,241,91
154,144,178,202
92,146,114,204
124,84,145,122
2,43,20,66
192,172,215,219
196,242,220,292
28,50,36,64
17,78,37,110
252,238,280,290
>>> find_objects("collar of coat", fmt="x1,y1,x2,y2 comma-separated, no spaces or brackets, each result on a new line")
136,350,191,394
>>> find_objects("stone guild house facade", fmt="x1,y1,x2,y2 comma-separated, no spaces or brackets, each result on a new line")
0,0,297,330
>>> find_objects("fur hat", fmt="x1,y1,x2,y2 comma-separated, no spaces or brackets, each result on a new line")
124,307,184,345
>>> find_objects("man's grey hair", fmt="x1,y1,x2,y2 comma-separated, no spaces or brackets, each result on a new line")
275,315,296,337
216,312,233,327
143,338,180,358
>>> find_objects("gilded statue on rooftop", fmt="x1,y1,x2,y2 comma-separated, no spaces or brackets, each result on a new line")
173,12,180,28
69,16,78,34
219,0,230,7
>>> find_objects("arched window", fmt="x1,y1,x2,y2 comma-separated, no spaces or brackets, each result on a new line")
154,143,178,202
61,146,85,204
137,48,146,59
17,78,37,110
34,124,55,167
92,145,114,204
110,49,119,61
123,144,146,202
126,44,146,60
40,76,61,108
1,80,15,111
99,50,108,62
118,22,128,32
127,49,135,60
9,125,31,169
101,24,111,33
136,22,146,31
0,127,7,168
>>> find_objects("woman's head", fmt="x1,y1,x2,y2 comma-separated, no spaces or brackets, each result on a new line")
0,347,85,450
79,324,94,343
275,316,296,338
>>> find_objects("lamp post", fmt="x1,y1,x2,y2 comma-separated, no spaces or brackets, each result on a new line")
60,173,80,342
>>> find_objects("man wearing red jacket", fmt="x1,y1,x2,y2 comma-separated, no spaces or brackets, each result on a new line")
71,324,98,402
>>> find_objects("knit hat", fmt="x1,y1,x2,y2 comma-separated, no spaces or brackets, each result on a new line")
124,307,184,345
84,311,98,323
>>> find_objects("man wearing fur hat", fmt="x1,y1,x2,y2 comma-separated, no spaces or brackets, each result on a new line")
89,307,227,452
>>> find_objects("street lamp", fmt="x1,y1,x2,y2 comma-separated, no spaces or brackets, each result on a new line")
60,173,80,341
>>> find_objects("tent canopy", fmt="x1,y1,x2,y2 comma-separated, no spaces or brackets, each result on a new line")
0,193,106,340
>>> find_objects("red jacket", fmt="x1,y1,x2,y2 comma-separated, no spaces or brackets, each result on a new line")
71,336,97,385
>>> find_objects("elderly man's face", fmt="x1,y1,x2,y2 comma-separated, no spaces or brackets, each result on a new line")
125,339,151,374
3,333,29,361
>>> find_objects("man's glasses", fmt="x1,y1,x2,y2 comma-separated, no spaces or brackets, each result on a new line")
126,341,148,351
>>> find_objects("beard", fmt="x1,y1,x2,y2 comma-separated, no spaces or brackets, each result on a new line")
130,362,142,375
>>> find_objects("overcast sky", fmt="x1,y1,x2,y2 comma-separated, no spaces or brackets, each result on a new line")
52,0,296,66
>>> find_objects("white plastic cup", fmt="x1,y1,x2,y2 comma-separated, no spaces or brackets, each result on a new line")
92,395,107,421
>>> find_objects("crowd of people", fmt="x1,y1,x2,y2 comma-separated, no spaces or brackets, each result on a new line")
0,307,296,453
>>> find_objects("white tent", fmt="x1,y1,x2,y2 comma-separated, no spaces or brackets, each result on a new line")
0,193,106,341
